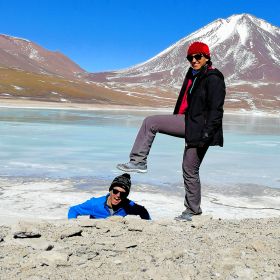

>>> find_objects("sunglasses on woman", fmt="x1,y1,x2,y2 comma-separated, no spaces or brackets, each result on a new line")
112,188,128,198
186,53,204,62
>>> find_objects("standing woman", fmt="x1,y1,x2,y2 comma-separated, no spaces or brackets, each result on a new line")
117,42,226,221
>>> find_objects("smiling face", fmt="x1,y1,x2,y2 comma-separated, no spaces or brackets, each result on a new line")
108,186,127,207
187,53,209,70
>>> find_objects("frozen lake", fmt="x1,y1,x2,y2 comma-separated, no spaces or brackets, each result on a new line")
0,107,279,223
0,107,279,190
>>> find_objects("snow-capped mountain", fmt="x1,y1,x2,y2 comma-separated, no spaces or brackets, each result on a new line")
86,14,280,113
0,34,85,78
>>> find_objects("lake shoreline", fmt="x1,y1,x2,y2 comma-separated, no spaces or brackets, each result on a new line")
0,98,279,117
0,177,279,227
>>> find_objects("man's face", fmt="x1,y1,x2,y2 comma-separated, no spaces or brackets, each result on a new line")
110,186,127,206
187,53,209,70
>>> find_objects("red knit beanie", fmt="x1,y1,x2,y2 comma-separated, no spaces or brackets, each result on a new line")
187,42,210,58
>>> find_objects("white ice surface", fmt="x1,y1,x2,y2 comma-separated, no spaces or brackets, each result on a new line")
0,179,279,225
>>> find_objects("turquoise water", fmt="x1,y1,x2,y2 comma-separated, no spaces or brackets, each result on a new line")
0,108,279,190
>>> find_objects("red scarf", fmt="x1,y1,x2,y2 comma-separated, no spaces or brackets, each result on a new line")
178,79,192,114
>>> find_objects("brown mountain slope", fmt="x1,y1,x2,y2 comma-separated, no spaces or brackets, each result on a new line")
0,34,85,79
0,67,171,107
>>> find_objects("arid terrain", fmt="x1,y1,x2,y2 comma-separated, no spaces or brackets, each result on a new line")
0,216,279,280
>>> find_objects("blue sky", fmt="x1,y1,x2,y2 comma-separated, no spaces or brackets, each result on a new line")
0,0,279,72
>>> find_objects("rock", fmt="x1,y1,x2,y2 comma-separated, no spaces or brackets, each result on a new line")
16,238,54,251
92,261,103,269
155,249,185,262
156,220,170,227
264,265,275,273
69,255,88,265
77,219,97,227
12,221,41,238
191,214,213,228
106,216,126,223
94,220,111,232
246,240,267,252
127,224,144,232
113,259,122,265
35,251,69,266
126,218,147,232
60,227,82,239
234,267,257,279
87,252,99,260
109,227,125,237
96,240,116,246
124,242,138,249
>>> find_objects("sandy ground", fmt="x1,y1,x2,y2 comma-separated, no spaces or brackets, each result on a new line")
0,216,279,279
0,98,171,112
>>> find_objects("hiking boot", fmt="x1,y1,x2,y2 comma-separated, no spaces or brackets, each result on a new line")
174,212,193,221
116,162,147,173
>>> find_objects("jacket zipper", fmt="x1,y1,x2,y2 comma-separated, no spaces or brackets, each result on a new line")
189,77,198,94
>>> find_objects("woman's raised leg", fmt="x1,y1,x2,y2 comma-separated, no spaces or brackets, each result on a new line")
117,114,185,173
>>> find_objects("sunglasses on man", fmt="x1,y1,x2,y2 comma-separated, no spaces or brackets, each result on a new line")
186,53,204,62
112,188,128,199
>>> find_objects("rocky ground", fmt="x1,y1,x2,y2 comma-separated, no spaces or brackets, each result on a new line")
0,216,279,280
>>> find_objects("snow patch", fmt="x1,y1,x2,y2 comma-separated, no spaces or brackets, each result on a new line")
12,85,23,91
236,24,249,45
25,45,45,62
245,98,257,110
0,33,31,42
0,93,12,96
227,99,241,102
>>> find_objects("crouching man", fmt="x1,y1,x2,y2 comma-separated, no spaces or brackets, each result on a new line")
68,173,151,220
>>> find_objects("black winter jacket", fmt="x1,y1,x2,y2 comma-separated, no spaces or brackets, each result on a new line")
174,66,226,147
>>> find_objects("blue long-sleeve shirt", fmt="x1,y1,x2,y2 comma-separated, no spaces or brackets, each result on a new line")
68,194,151,220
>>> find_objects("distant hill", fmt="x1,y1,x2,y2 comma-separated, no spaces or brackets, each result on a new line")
0,34,86,79
0,67,153,106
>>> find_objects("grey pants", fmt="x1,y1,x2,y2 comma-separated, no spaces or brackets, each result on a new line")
129,114,208,214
